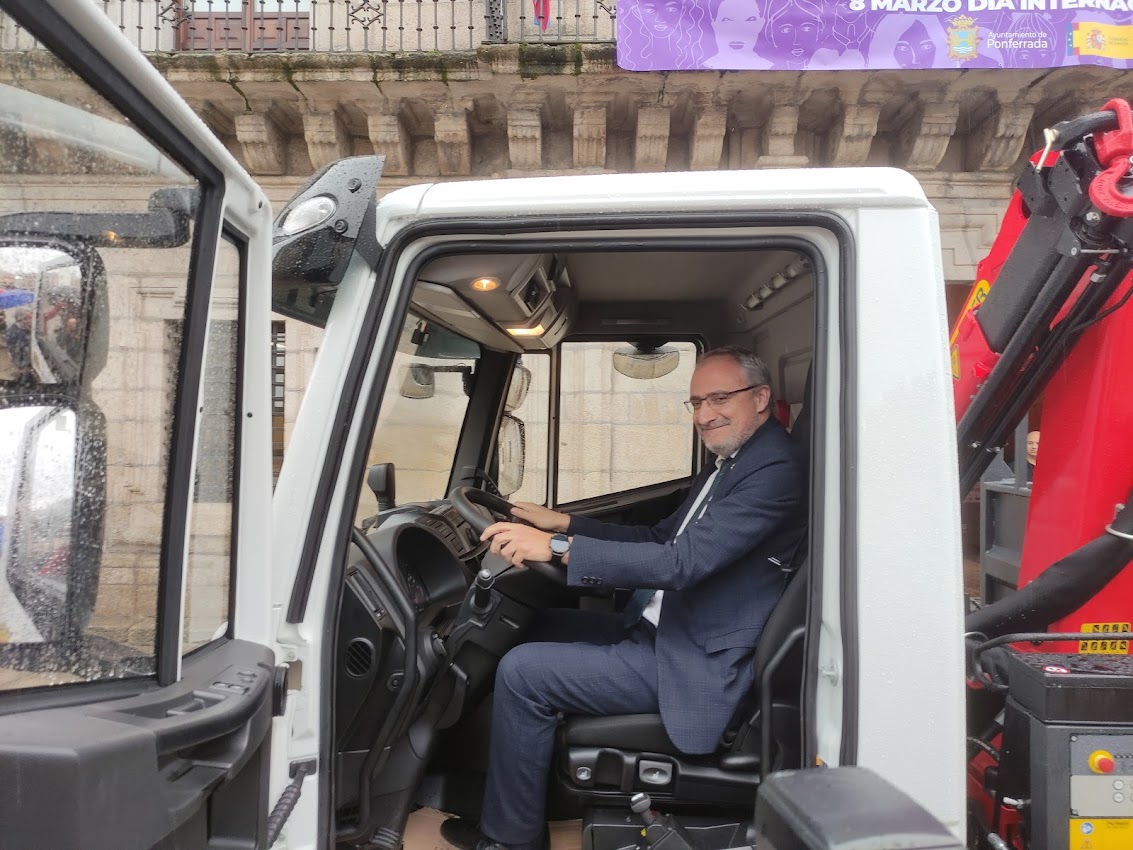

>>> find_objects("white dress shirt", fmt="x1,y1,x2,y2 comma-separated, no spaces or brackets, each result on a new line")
641,455,728,626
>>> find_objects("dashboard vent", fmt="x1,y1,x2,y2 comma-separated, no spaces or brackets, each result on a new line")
344,638,376,678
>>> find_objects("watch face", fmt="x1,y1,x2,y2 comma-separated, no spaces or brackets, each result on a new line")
550,535,570,556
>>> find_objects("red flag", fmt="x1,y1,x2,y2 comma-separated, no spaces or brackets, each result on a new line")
533,0,550,30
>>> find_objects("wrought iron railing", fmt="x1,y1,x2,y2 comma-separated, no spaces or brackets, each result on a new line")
0,0,616,53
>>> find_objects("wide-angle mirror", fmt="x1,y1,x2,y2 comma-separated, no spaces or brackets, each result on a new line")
0,404,104,648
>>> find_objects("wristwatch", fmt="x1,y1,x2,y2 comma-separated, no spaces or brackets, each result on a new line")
549,533,571,566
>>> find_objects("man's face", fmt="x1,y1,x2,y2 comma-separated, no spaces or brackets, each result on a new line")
1026,431,1040,463
689,356,770,457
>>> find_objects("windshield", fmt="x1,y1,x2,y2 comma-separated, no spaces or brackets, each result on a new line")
355,311,481,522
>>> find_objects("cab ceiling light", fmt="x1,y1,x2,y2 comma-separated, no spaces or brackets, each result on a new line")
471,277,500,292
506,323,545,337
746,257,811,311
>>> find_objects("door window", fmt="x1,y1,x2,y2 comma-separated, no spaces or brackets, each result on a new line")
0,72,201,688
556,341,697,504
183,236,242,655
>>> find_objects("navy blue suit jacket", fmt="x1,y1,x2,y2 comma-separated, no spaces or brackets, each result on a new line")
566,418,805,753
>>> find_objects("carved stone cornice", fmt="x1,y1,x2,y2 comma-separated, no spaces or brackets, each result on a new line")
898,99,961,172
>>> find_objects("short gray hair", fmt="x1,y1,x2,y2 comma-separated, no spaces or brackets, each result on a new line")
696,346,771,388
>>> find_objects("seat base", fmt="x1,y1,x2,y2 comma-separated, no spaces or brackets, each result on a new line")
562,714,682,756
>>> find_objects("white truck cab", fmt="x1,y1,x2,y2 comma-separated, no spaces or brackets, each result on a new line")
0,2,965,849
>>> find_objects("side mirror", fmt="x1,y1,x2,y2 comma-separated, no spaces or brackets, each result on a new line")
497,413,526,498
271,156,384,327
367,463,396,511
0,402,105,647
612,343,680,380
505,365,533,413
398,363,474,400
0,242,108,388
399,364,435,399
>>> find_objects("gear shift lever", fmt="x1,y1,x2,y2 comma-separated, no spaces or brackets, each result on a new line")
629,792,695,850
471,568,494,613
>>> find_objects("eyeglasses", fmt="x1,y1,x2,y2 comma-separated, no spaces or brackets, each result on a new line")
684,385,759,414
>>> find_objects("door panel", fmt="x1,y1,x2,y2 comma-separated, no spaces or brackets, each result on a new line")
0,4,279,849
0,640,274,850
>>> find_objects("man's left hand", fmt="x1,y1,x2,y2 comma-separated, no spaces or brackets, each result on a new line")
482,522,554,567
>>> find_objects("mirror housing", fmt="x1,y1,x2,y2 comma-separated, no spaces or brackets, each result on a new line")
271,155,385,327
612,342,681,380
497,413,526,497
367,463,396,511
398,363,474,400
0,187,196,249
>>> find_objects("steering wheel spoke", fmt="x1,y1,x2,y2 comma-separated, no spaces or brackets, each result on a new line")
447,486,568,586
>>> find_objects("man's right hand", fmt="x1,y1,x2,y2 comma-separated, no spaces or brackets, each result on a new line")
510,502,570,533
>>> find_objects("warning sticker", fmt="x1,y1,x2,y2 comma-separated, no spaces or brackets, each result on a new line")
950,346,960,381
1079,622,1131,655
1070,818,1133,850
949,278,990,347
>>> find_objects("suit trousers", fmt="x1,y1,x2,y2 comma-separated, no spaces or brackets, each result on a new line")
479,608,661,847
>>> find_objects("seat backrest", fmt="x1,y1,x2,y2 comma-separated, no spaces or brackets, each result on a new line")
719,362,812,753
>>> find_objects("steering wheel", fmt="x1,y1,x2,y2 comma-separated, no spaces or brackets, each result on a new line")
448,486,567,585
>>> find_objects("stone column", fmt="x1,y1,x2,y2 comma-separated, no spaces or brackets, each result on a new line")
573,104,607,169
635,105,671,172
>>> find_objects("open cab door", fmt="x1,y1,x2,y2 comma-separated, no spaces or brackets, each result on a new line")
0,2,286,847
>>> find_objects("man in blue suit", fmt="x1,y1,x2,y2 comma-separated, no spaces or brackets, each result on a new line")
441,347,806,850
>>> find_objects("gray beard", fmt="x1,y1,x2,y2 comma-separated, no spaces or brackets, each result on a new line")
703,420,760,459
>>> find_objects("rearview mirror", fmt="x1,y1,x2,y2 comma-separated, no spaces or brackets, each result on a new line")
612,343,680,380
505,365,532,412
398,363,474,400
497,413,526,498
0,403,105,647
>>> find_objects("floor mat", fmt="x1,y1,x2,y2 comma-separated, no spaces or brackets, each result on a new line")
405,809,583,850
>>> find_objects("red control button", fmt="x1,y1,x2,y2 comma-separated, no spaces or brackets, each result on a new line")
1089,750,1116,774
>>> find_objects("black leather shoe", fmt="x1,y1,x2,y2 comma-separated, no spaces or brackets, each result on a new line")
439,817,484,850
439,817,549,850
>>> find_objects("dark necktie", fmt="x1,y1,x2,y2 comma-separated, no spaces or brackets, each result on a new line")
623,460,729,627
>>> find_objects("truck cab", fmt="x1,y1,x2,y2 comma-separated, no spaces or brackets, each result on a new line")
0,2,966,848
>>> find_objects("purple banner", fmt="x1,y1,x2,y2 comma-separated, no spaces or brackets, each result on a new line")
616,0,1133,70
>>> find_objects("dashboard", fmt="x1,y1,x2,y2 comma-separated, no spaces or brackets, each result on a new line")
351,501,484,626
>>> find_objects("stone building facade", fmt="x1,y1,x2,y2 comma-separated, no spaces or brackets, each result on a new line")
2,0,1131,668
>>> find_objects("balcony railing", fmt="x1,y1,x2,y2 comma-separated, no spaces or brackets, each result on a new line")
0,0,616,53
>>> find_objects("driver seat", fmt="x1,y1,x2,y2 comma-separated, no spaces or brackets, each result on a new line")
555,554,807,808
555,363,813,809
